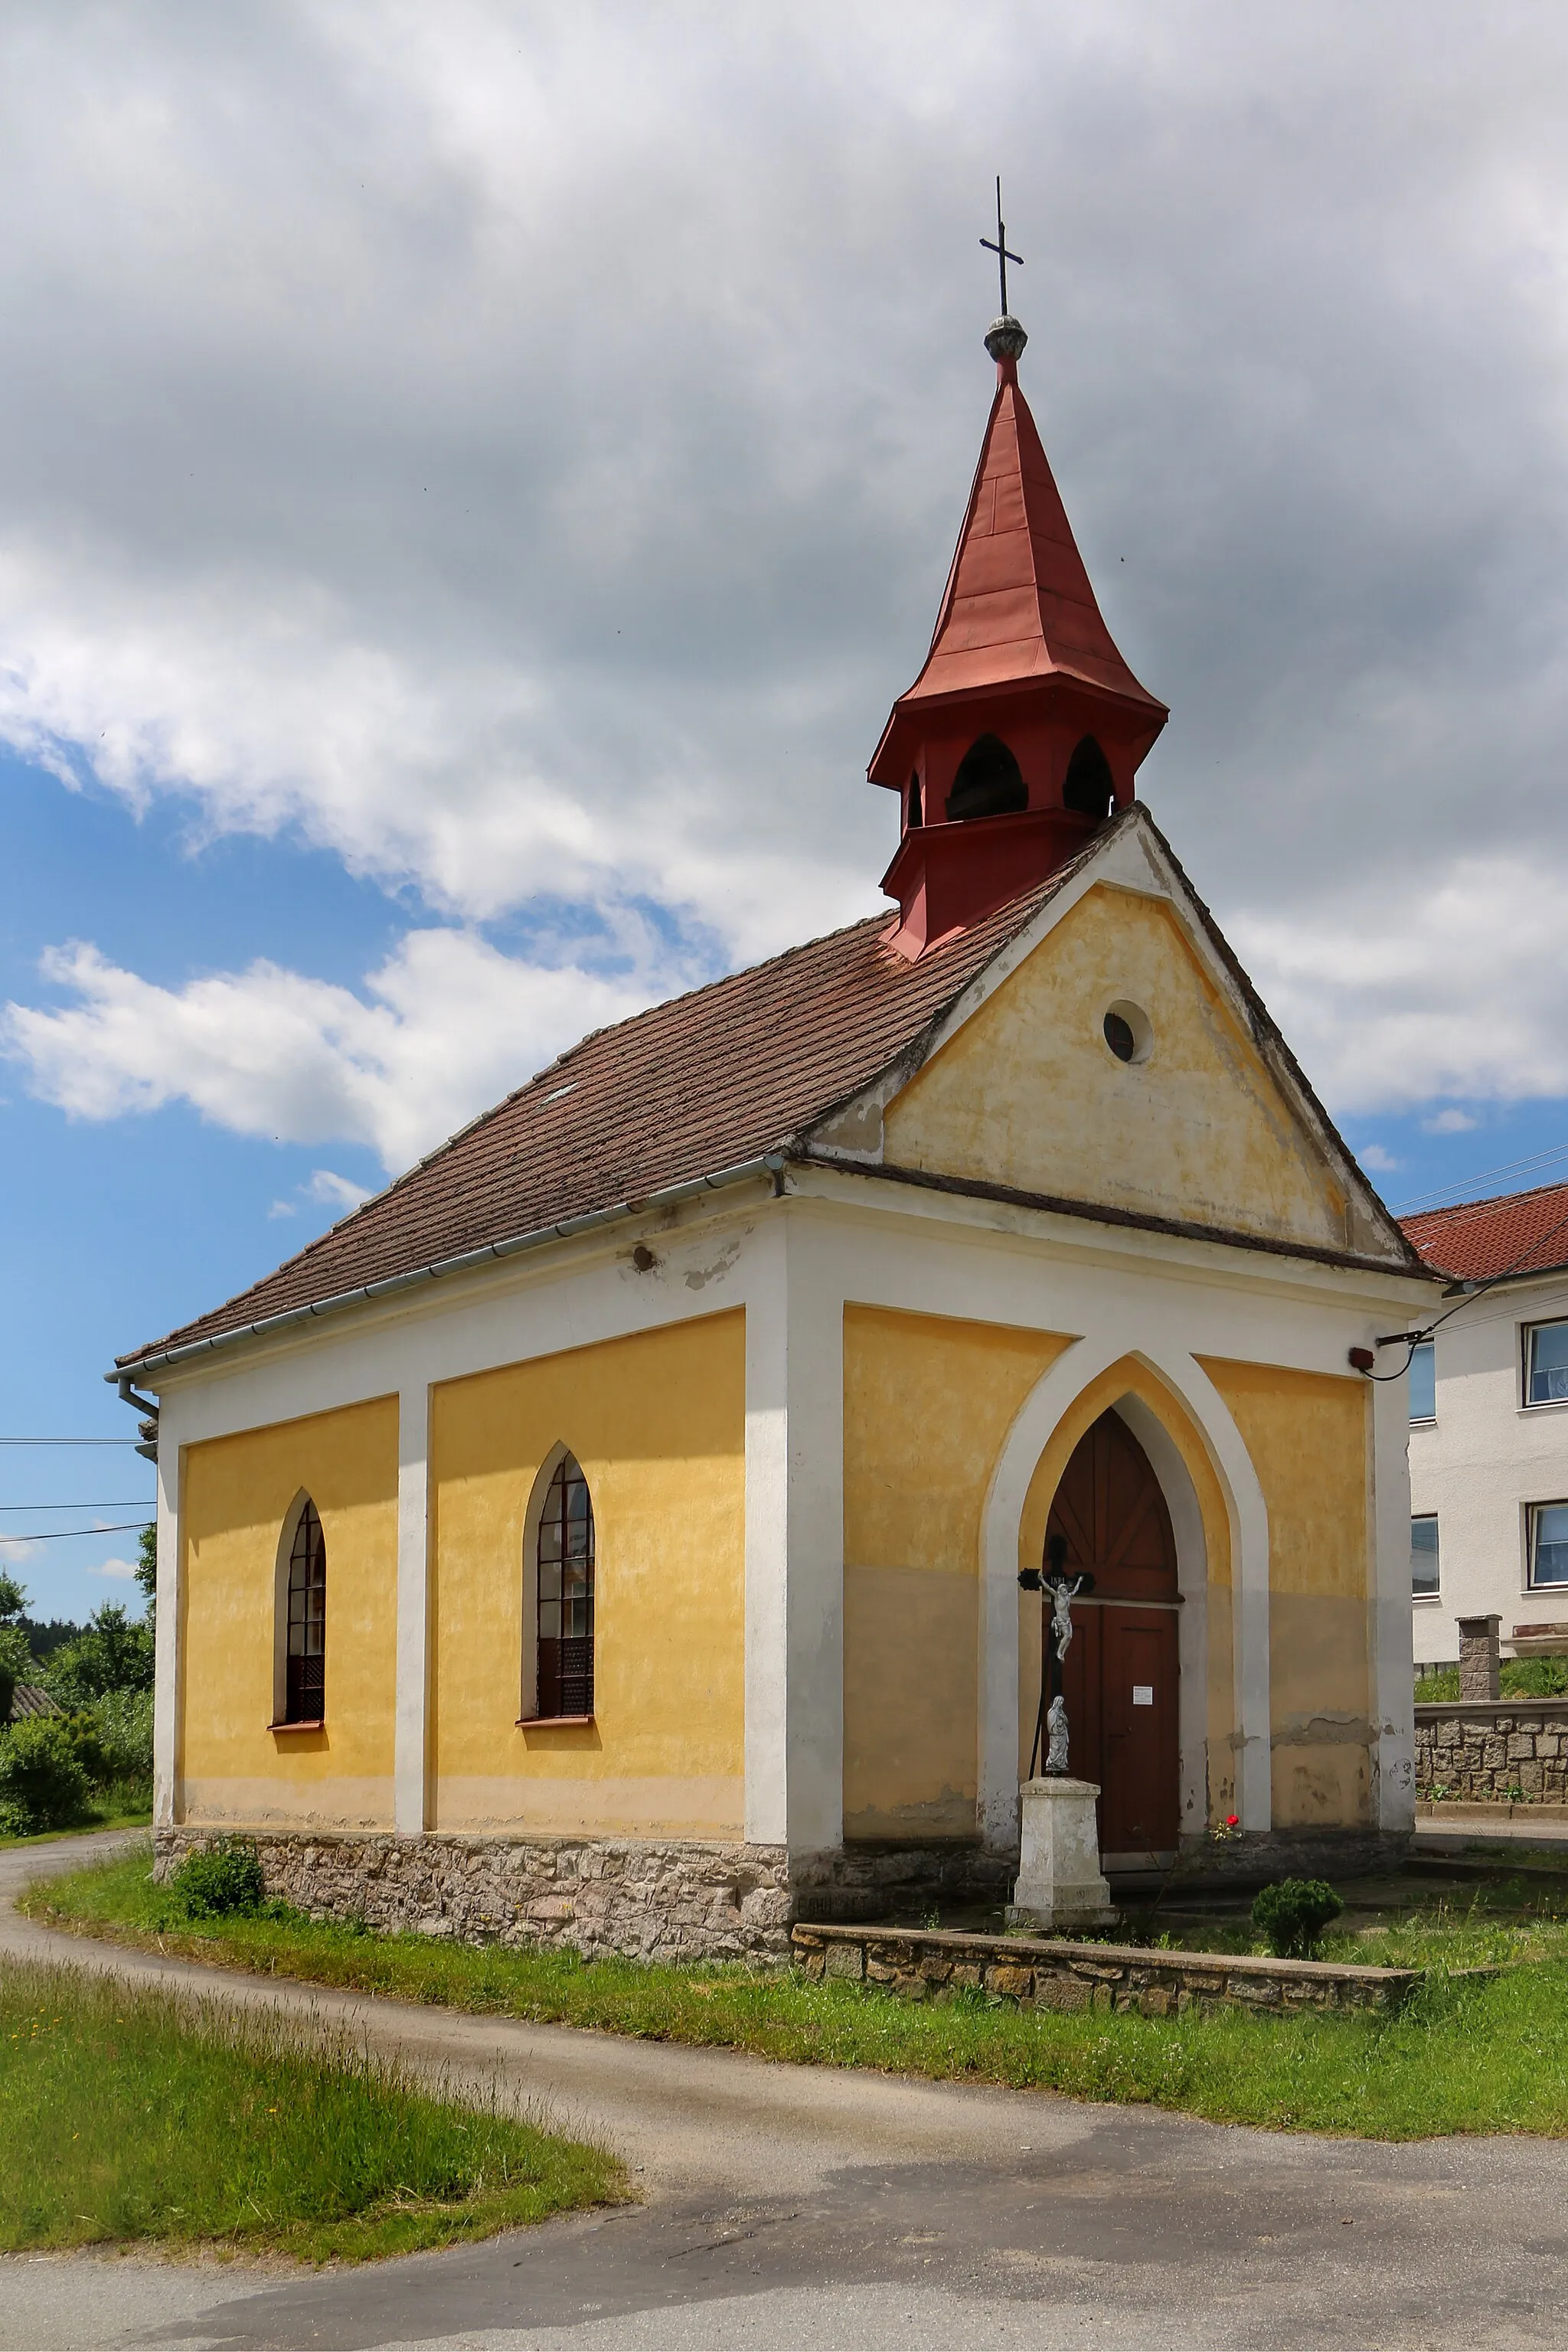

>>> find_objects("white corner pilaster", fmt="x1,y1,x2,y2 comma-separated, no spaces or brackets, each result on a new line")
743,1207,844,1854
152,1422,181,1829
1370,1361,1416,1831
393,1380,431,1834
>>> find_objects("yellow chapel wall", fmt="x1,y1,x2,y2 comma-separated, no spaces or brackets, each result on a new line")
429,1309,746,1838
1198,1356,1373,1829
178,1395,399,1828
841,1305,1073,1840
882,882,1351,1253
1014,1358,1237,1826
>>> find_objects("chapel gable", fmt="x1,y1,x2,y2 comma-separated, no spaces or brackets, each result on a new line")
864,867,1399,1262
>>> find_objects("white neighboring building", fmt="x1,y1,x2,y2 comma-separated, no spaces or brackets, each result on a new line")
1403,1181,1568,1667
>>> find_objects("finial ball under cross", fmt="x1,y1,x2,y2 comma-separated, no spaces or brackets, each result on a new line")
981,176,1027,362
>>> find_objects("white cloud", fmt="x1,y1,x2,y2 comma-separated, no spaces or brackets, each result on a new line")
305,1169,374,1215
1,5,1567,1142
89,1557,139,1581
1358,1145,1401,1174
0,1539,39,1566
3,928,671,1171
1422,1109,1481,1135
1230,855,1568,1119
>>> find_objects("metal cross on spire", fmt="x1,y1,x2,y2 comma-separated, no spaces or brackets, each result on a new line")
980,175,1023,316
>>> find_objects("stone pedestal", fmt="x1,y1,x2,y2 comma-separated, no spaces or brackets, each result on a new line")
1458,1614,1501,1702
1007,1775,1116,1932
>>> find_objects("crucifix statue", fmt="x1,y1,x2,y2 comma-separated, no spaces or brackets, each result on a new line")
1020,1532,1095,1776
980,175,1024,318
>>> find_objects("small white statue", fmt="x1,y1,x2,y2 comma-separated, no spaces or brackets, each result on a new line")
1044,1692,1070,1775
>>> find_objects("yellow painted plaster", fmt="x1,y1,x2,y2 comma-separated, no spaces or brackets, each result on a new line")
1016,1360,1236,1823
882,883,1351,1250
841,1305,1071,1840
178,1396,399,1829
430,1310,745,1837
1199,1356,1373,1828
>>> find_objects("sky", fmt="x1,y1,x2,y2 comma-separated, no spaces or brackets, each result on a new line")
4,0,1568,1622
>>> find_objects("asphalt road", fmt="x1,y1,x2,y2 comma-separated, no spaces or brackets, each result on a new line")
3,1831,1566,2352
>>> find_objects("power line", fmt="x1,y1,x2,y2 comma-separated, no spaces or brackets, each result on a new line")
0,1502,155,1514
1393,1140,1568,1216
0,1521,152,1543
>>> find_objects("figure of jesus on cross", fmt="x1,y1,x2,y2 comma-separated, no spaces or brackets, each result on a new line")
1020,1532,1096,1777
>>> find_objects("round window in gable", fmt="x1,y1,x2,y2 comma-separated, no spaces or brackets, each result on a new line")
1102,1001,1153,1065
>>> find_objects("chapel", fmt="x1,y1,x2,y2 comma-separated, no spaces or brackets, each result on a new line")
116,305,1436,1955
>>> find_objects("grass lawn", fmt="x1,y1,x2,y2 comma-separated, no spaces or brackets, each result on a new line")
0,1953,623,2262
0,1802,152,1851
30,1844,1568,2141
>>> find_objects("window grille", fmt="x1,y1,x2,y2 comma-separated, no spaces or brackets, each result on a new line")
535,1455,595,1717
285,1499,326,1723
1410,1514,1439,1597
1526,1321,1568,1406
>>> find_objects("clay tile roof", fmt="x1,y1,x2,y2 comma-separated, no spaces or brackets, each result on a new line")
1400,1178,1568,1283
119,858,1088,1370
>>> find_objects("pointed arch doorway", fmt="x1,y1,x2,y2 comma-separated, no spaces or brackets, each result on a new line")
1044,1407,1181,1864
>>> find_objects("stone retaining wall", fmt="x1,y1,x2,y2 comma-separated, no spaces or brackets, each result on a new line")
1415,1700,1568,1805
791,1922,1418,2017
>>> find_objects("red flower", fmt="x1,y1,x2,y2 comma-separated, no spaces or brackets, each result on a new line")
1225,1815,1240,1828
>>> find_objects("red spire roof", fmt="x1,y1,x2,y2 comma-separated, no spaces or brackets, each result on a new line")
897,351,1165,718
871,318,1167,956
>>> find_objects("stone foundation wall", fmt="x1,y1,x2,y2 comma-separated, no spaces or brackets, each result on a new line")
1155,1824,1410,1890
155,1828,795,1963
1415,1700,1568,1805
792,1923,1418,2017
154,1828,1017,1962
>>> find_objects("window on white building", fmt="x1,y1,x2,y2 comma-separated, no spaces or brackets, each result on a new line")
1526,1320,1568,1406
1529,1502,1568,1589
1409,1341,1436,1422
1411,1514,1439,1596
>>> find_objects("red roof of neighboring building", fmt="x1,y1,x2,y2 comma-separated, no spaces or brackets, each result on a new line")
1400,1178,1568,1282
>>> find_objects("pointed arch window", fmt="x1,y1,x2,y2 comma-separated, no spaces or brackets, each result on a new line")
535,1454,595,1719
1063,733,1114,818
947,733,1027,822
285,1499,326,1724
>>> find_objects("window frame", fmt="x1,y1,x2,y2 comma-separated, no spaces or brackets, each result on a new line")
1524,1318,1568,1411
1527,1499,1568,1591
1410,1511,1440,1600
1407,1339,1436,1426
519,1446,596,1726
272,1491,327,1730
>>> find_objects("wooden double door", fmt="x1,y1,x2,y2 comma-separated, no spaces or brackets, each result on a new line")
1044,1408,1181,1863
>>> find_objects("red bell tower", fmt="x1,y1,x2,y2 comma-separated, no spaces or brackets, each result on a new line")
872,313,1167,956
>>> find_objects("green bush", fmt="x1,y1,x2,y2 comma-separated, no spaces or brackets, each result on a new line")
0,1623,34,1723
42,1604,154,1710
0,1717,92,1836
167,1838,267,1920
1251,1877,1344,1959
83,1689,155,1786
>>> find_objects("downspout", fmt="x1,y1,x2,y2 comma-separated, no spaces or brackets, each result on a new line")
108,1369,159,1464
